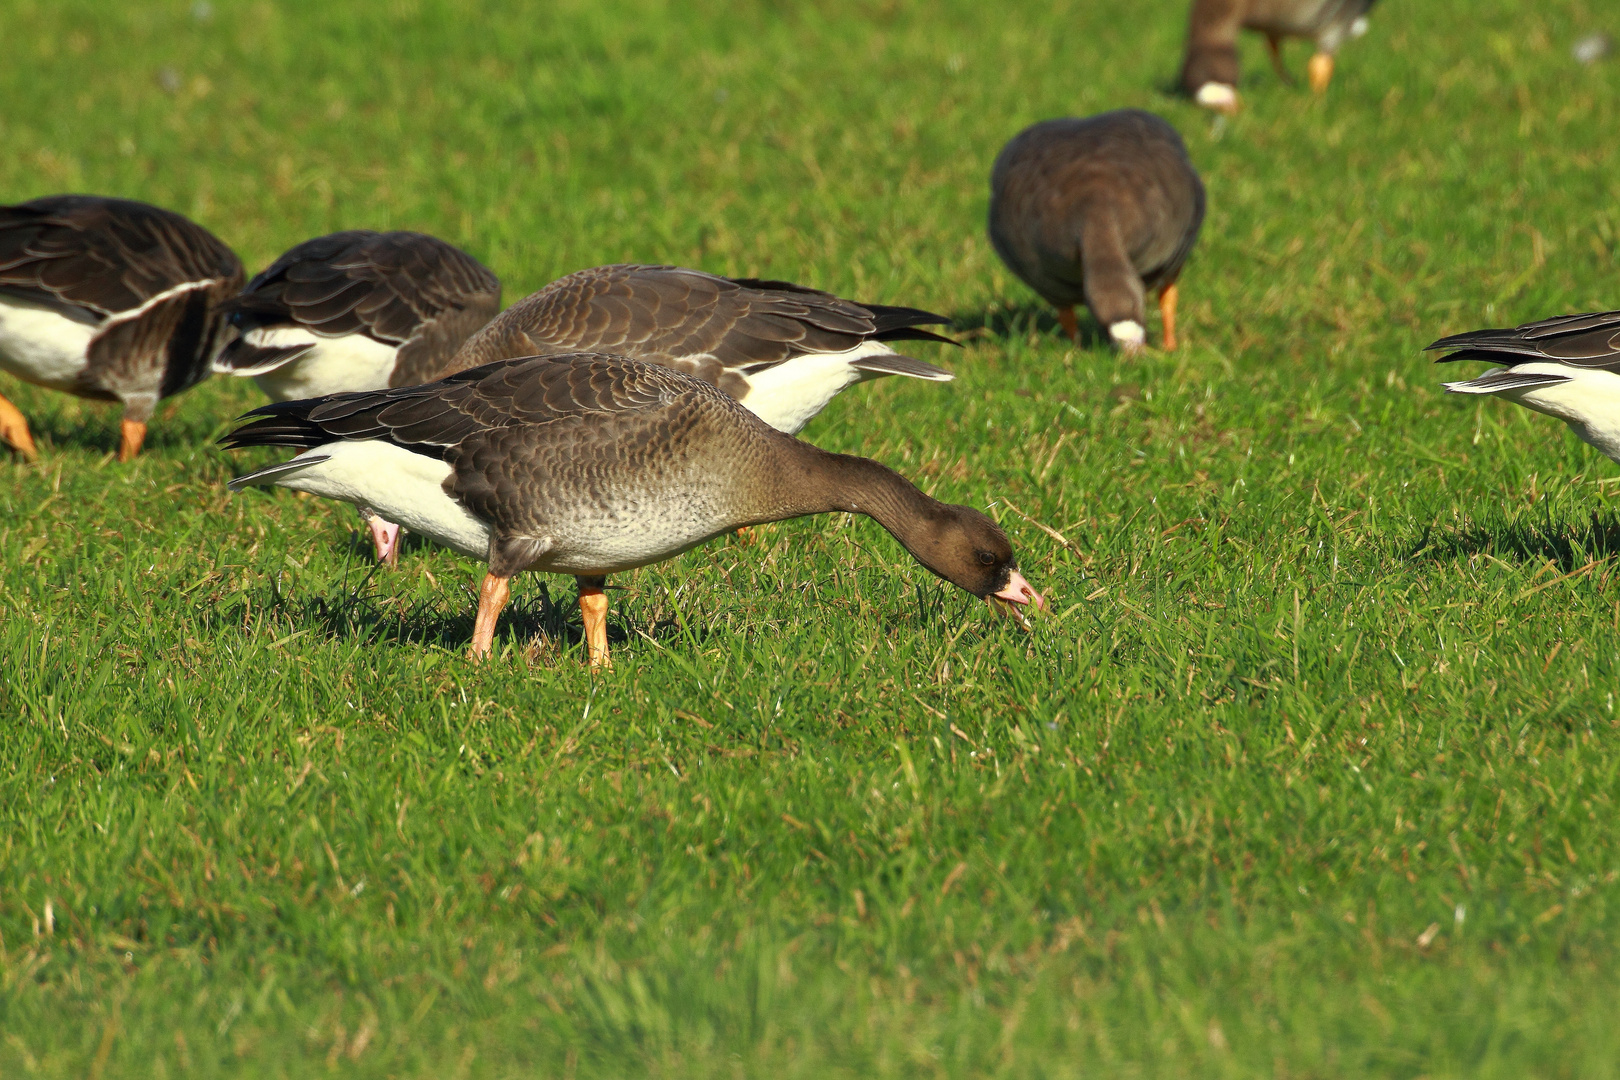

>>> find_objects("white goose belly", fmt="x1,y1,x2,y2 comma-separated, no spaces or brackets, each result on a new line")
0,295,98,390
264,441,493,558
248,328,402,401
1502,365,1620,464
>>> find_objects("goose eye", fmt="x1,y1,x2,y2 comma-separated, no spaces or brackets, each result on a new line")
976,551,996,566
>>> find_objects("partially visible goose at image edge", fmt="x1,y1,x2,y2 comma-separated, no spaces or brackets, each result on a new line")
0,194,244,461
221,353,1043,668
448,263,957,436
1431,311,1620,463
988,109,1205,354
1180,0,1379,114
213,230,502,563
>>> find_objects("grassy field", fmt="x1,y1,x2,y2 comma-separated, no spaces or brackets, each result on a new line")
3,0,1619,1075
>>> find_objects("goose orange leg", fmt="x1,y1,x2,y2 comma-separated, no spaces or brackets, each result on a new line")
1307,52,1335,93
0,391,37,461
469,572,512,660
118,419,147,463
577,576,612,670
1057,306,1080,344
1158,283,1180,351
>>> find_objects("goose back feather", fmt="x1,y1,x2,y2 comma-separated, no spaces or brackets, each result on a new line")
447,264,955,434
215,230,500,400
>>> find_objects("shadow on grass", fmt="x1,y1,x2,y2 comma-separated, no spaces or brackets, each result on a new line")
23,412,130,459
17,412,222,461
948,302,1107,350
245,552,699,663
1413,511,1620,572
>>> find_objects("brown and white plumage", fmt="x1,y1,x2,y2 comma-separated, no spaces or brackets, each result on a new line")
214,230,501,399
448,264,955,435
1431,312,1620,464
1181,0,1380,112
223,353,1041,666
988,110,1205,353
0,195,243,461
212,230,501,563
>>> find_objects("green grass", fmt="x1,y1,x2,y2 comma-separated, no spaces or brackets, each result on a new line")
3,0,1620,1075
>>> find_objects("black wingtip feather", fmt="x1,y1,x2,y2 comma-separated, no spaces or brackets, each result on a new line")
861,302,953,333
872,326,961,347
218,399,330,451
1429,347,1527,365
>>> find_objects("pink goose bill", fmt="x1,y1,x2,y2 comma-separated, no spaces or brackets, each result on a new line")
993,570,1044,609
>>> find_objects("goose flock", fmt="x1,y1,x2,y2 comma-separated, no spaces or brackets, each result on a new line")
2,0,1611,668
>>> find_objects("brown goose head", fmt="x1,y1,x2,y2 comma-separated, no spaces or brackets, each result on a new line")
908,505,1044,612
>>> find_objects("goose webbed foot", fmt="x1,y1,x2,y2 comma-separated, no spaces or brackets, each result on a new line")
577,576,612,670
0,393,37,461
118,419,147,463
1308,52,1334,93
469,572,512,661
1158,282,1180,351
359,507,402,566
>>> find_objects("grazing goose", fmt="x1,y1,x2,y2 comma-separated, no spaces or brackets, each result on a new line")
447,264,956,436
212,230,501,561
988,110,1205,353
1431,311,1620,463
222,353,1042,667
1181,0,1379,113
0,195,243,461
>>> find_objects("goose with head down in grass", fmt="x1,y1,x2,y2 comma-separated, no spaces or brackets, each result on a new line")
0,194,243,461
222,352,1042,668
1180,0,1379,114
338,262,955,563
1431,311,1620,463
213,229,501,563
988,110,1205,354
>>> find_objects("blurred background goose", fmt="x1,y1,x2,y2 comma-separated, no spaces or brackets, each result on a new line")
448,263,955,435
1431,311,1620,463
1180,0,1379,113
988,110,1205,353
214,229,501,561
0,194,243,461
223,353,1041,667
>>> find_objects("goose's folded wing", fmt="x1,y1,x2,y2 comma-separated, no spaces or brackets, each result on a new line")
226,230,499,343
458,264,956,373
0,195,242,317
1428,311,1620,367
223,353,702,459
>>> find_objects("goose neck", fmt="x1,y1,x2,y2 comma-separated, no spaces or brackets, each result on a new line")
780,443,940,546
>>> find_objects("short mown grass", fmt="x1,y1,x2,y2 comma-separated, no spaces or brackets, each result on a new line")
3,0,1619,1075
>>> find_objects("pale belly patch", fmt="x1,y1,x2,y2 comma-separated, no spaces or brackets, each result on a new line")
1507,366,1620,464
0,295,97,390
264,441,492,558
535,490,739,576
249,328,401,401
